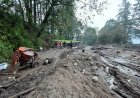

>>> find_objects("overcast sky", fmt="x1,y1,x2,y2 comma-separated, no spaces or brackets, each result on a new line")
91,0,122,29
75,0,135,29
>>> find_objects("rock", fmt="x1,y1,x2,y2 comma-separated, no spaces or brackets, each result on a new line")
131,54,136,57
92,76,98,82
94,50,97,53
82,69,88,74
92,66,95,70
67,55,70,58
127,79,131,83
82,49,85,52
113,81,117,85
43,58,54,65
39,47,43,50
73,70,76,73
92,56,97,60
90,62,94,65
85,57,90,60
74,62,78,66
64,64,69,67
43,59,49,65
92,66,98,71
96,62,99,65
94,66,98,70
110,91,115,95
88,56,92,60
8,76,16,80
135,74,140,77
116,50,121,54
81,56,84,59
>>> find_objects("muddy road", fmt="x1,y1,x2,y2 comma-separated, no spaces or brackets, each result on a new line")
0,45,140,98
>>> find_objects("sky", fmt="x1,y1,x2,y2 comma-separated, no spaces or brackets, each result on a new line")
91,0,122,29
75,0,135,29
0,0,2,4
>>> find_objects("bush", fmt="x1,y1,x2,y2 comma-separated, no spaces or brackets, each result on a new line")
0,12,35,62
0,40,13,63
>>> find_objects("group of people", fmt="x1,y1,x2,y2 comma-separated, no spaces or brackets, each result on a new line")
54,41,72,48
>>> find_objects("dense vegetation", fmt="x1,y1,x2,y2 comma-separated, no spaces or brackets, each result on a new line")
0,0,105,62
0,8,34,62
0,0,76,62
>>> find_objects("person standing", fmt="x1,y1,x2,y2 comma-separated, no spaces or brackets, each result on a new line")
54,42,57,48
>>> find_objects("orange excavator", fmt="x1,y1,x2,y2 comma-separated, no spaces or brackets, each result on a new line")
10,47,38,73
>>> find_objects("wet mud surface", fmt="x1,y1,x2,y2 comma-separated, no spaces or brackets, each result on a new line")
0,45,140,98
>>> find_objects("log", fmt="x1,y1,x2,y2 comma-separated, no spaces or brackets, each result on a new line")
9,86,37,98
0,73,15,75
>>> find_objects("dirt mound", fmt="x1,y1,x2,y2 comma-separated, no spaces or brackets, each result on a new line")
26,50,116,98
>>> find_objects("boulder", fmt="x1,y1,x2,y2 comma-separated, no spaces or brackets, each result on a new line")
92,76,98,82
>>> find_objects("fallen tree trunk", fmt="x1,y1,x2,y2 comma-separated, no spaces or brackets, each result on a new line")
9,86,37,98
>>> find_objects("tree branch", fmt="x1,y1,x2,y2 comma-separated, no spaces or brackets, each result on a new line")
66,6,77,21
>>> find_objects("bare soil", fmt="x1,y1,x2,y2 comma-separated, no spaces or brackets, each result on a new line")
0,45,140,98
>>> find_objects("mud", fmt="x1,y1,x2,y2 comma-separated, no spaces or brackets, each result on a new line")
92,45,140,98
0,45,140,98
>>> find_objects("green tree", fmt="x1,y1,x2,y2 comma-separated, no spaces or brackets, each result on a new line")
83,27,97,45
117,0,131,39
130,0,140,37
98,19,129,44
